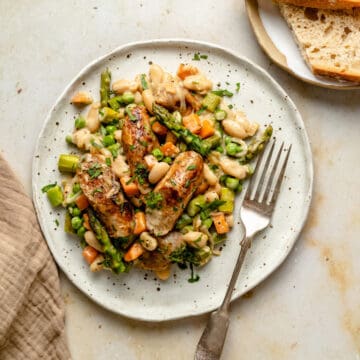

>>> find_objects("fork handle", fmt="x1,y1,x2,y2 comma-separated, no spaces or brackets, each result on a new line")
194,235,252,360
194,309,230,360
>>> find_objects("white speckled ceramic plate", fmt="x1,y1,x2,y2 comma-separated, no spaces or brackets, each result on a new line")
32,39,313,322
246,0,360,90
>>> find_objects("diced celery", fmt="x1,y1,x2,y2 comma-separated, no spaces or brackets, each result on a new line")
218,187,235,212
46,185,63,207
202,93,221,112
58,154,79,173
187,195,206,217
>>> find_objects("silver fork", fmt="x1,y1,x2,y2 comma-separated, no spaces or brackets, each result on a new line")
194,140,292,360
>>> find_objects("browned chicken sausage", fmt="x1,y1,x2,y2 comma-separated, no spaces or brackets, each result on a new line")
77,154,133,238
145,151,204,236
121,105,159,194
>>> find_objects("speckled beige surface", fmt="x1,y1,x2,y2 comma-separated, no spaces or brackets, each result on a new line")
0,0,359,359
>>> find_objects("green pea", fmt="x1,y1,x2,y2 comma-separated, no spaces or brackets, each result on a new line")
77,226,86,238
225,176,239,190
215,146,224,153
72,207,81,217
106,125,117,135
152,148,164,161
72,183,81,194
121,91,135,104
163,156,172,164
102,134,115,147
187,195,206,217
65,135,73,144
71,216,82,230
226,142,240,156
75,116,86,129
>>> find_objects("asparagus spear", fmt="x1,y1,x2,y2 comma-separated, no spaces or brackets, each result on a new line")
243,125,273,162
153,104,220,156
58,154,79,173
100,68,111,108
88,209,126,274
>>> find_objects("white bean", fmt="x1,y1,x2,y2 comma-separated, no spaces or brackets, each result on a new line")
149,64,164,85
112,79,138,94
100,148,112,158
134,91,143,104
204,191,219,203
222,119,247,139
203,163,218,186
144,154,158,170
113,130,122,141
183,74,212,93
182,231,208,248
72,128,91,150
112,155,129,179
142,89,155,113
71,91,93,106
225,214,234,228
90,255,105,272
86,102,100,133
84,231,104,252
148,162,170,184
220,157,248,180
140,232,158,251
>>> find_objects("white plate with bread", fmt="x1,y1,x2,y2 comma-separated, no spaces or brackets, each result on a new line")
246,0,360,89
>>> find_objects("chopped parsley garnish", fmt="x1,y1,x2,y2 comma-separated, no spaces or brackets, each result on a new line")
198,199,226,221
196,106,207,115
192,53,208,61
188,263,200,283
134,163,148,185
185,180,191,188
186,165,196,171
211,89,233,97
145,192,163,209
236,82,241,92
170,179,177,187
41,182,57,193
192,53,200,61
105,158,111,166
54,219,59,227
139,140,148,147
140,74,148,89
88,163,102,179
129,144,136,151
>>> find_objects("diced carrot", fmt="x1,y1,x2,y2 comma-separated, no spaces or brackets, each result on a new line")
212,213,230,234
75,194,89,210
165,131,177,145
83,213,91,230
183,113,202,134
161,142,180,157
134,212,147,235
124,242,145,262
82,246,98,264
152,121,168,136
199,119,215,139
177,64,199,80
120,176,139,196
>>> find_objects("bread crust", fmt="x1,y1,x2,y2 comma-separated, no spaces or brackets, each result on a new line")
311,64,360,82
274,0,360,9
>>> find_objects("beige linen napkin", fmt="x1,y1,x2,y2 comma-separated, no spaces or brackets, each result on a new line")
0,155,70,359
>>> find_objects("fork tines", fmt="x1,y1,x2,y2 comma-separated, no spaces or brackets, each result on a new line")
245,139,292,207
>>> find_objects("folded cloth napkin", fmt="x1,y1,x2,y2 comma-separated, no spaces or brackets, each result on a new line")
0,155,70,359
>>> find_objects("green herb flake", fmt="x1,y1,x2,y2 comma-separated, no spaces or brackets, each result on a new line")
105,158,112,166
134,163,149,185
129,144,136,151
88,163,102,179
186,165,196,171
140,74,148,90
196,106,207,115
139,140,148,147
211,89,234,97
192,53,200,61
170,179,177,187
145,192,163,209
200,54,208,59
236,82,241,92
185,180,191,188
90,139,103,149
54,219,59,227
41,182,57,193
92,188,103,195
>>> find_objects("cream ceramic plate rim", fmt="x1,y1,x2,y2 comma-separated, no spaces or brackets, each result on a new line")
245,0,360,90
32,39,313,322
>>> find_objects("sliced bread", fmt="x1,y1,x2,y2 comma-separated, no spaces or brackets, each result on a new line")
278,4,360,82
275,0,360,9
